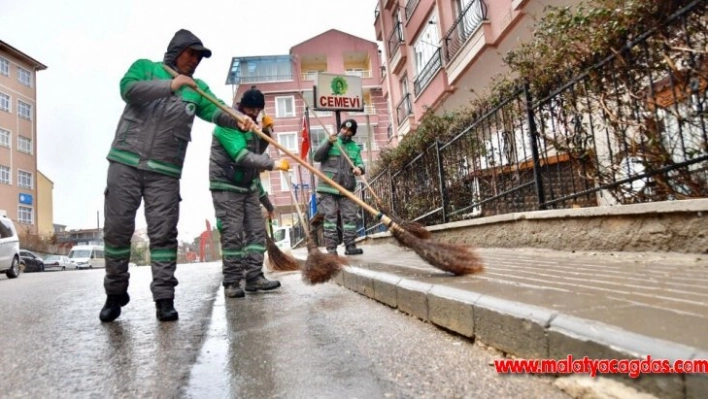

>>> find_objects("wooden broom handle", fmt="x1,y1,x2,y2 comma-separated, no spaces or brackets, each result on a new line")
162,64,392,226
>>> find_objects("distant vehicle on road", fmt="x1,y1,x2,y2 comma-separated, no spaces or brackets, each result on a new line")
20,250,45,273
0,215,21,278
44,255,75,271
68,245,105,269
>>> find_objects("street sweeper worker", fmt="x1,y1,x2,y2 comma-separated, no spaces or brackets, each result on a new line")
313,119,365,256
209,87,289,298
100,29,257,323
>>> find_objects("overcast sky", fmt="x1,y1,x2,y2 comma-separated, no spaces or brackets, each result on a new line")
1,0,379,242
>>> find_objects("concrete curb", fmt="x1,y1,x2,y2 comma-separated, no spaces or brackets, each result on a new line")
335,265,707,399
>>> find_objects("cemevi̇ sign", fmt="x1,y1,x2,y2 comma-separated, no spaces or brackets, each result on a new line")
314,72,364,112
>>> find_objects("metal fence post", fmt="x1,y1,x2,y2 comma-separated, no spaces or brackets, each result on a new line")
389,168,396,216
435,140,449,223
523,81,546,209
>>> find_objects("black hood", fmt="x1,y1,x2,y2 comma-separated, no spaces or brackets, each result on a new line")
163,29,212,70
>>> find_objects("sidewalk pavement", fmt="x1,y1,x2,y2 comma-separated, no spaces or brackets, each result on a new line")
291,243,708,399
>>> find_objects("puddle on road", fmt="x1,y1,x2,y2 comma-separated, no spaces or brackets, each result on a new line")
181,286,232,398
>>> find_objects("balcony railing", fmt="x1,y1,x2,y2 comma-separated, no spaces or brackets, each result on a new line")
413,48,442,96
345,69,373,78
387,23,404,57
405,0,420,20
348,104,377,116
239,74,293,84
396,94,412,126
443,0,487,62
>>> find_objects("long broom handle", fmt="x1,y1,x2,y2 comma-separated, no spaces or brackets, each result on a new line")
296,92,384,205
163,65,394,227
284,171,311,240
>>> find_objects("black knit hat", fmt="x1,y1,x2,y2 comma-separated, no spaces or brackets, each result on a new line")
341,119,358,135
240,86,265,108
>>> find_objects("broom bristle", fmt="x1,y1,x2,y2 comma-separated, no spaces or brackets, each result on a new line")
394,217,432,240
390,227,484,275
302,240,348,285
265,235,301,271
377,205,431,240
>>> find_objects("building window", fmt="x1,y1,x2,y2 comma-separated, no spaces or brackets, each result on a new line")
0,128,10,148
277,132,298,153
18,100,32,120
18,170,32,189
309,126,333,150
0,166,10,184
18,136,32,154
0,57,8,76
18,67,32,87
275,96,295,118
18,206,33,225
0,93,10,112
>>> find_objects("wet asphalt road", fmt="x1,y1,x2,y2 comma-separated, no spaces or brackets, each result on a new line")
0,264,569,399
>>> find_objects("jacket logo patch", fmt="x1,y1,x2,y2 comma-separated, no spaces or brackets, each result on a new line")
185,103,196,116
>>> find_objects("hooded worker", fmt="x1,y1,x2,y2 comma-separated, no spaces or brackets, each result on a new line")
313,119,365,256
100,29,256,323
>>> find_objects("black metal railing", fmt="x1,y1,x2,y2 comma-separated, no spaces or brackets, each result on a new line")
443,0,487,62
405,0,420,20
387,22,404,57
396,94,412,126
357,0,708,233
414,48,443,95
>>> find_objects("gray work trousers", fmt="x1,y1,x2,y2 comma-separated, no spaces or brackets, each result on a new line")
103,162,180,301
211,190,267,285
319,193,359,249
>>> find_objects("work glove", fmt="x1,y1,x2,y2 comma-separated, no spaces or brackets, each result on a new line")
262,115,274,130
273,159,290,171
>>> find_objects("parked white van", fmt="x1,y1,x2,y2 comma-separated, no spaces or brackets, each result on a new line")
68,245,105,269
271,226,292,251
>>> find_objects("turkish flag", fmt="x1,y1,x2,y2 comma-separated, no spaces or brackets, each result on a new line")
300,114,309,160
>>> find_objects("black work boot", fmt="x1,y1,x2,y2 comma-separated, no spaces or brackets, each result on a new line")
345,244,363,255
326,247,337,255
155,299,179,322
224,283,245,298
245,274,281,292
99,293,130,322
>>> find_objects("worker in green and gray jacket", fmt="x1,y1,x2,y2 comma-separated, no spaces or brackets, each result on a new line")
210,87,289,298
100,29,257,323
313,119,365,256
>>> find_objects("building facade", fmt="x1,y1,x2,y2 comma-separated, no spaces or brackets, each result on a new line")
374,0,580,141
225,29,389,226
36,170,53,237
0,40,47,235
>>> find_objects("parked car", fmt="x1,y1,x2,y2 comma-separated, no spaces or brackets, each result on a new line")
20,250,45,273
44,255,74,271
68,245,105,269
0,215,21,279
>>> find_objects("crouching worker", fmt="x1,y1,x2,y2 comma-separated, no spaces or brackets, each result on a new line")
313,119,365,256
210,87,289,298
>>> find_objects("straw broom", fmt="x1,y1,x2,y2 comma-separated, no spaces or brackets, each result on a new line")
265,216,300,272
297,92,431,240
283,171,347,284
163,65,483,275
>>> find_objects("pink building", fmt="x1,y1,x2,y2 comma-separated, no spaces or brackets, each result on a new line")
374,0,580,142
225,29,389,226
